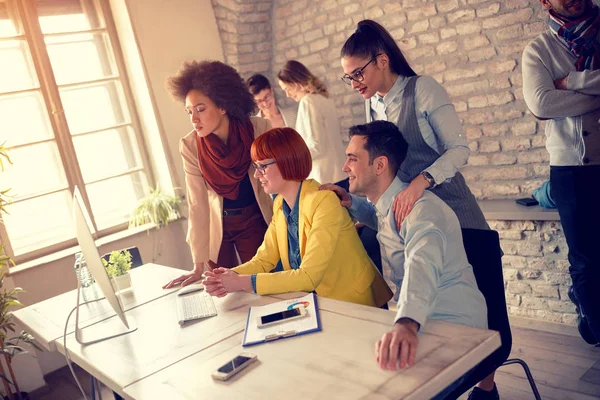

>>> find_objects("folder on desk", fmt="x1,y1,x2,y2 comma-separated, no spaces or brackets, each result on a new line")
242,292,321,347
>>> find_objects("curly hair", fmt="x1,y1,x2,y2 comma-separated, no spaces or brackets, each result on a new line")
166,61,255,120
277,60,329,98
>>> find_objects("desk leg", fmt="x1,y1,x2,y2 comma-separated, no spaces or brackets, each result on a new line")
90,377,95,400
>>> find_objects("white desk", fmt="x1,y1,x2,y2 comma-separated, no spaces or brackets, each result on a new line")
56,287,281,395
13,264,184,351
14,264,500,399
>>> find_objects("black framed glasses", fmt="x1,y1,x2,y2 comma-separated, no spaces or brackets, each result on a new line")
255,92,273,106
341,54,382,85
252,160,276,175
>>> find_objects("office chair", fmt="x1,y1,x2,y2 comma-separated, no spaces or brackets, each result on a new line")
101,246,143,269
96,247,142,400
445,229,541,400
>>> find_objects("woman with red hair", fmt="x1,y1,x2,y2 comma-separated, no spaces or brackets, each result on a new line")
203,128,392,307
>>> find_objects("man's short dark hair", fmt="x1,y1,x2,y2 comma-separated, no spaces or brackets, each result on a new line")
246,74,272,96
349,121,408,174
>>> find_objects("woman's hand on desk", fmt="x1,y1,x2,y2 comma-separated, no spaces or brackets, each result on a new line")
203,268,253,297
375,318,419,370
162,263,204,289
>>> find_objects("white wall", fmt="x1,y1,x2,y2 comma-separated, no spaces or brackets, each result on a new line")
111,0,224,191
11,0,224,392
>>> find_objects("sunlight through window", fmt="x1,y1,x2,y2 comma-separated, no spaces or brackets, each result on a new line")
0,0,150,261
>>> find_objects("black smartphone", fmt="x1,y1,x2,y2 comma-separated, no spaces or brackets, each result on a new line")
211,352,257,381
515,197,539,207
257,307,307,328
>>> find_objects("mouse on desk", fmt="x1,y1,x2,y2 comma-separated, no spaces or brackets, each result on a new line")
177,283,205,296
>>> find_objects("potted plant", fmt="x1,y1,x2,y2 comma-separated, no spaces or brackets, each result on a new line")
0,143,43,400
102,250,133,293
129,185,181,228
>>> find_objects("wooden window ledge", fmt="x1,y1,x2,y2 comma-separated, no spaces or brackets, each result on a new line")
478,200,560,221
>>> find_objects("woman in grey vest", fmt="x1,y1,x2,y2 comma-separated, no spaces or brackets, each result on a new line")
340,20,488,232
340,20,497,400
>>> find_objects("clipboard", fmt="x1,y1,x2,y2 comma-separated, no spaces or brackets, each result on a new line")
242,292,322,347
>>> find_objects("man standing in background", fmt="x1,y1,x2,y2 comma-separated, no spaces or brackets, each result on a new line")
247,73,297,129
522,0,600,345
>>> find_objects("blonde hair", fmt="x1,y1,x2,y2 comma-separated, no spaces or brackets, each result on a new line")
277,60,329,98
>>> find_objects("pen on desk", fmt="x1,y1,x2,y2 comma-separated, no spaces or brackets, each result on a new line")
265,330,297,341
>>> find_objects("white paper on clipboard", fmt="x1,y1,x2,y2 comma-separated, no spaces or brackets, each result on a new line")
242,292,321,346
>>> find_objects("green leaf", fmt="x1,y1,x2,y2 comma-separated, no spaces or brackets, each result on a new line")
0,141,12,172
104,250,132,277
0,142,44,396
129,185,182,228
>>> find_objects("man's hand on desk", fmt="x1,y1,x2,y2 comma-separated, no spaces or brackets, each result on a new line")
162,263,204,289
375,318,419,371
203,268,253,297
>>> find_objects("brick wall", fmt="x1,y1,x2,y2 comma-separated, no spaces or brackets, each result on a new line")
490,220,575,325
211,0,272,77
211,0,585,326
271,0,551,200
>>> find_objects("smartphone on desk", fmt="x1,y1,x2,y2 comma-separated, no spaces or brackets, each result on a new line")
515,197,539,207
257,307,307,328
211,352,257,381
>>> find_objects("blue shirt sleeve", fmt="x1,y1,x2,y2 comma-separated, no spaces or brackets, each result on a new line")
250,274,257,293
348,194,379,231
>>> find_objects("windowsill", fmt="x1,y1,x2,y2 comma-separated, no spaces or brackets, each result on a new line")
8,220,182,277
478,200,560,221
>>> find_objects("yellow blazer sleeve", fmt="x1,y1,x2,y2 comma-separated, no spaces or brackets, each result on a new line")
255,191,343,295
232,217,280,275
180,136,211,264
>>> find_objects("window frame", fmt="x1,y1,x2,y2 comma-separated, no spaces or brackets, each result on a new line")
0,0,156,265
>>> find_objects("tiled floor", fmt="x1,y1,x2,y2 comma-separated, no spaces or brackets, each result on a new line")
33,324,600,400
32,364,113,400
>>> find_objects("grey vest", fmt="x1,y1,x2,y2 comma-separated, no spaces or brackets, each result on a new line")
366,76,488,230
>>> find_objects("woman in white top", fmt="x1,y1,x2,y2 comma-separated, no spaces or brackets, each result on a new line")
277,60,346,184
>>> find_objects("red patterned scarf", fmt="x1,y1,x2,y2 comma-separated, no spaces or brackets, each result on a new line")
196,118,254,200
548,3,600,71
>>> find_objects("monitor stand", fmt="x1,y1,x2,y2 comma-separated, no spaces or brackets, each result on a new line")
74,282,137,345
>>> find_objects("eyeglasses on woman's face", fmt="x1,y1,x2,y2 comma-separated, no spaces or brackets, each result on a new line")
252,160,276,176
340,54,382,85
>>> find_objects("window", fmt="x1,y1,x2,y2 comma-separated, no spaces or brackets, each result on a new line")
0,0,153,263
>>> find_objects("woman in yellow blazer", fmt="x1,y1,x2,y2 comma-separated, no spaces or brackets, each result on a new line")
163,61,273,289
203,128,392,307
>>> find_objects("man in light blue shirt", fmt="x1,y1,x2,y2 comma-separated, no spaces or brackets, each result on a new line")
322,121,487,389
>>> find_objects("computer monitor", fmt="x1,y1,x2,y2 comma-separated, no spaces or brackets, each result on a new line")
72,186,137,344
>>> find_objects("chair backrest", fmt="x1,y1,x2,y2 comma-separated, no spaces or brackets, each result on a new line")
102,246,143,269
446,228,513,398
